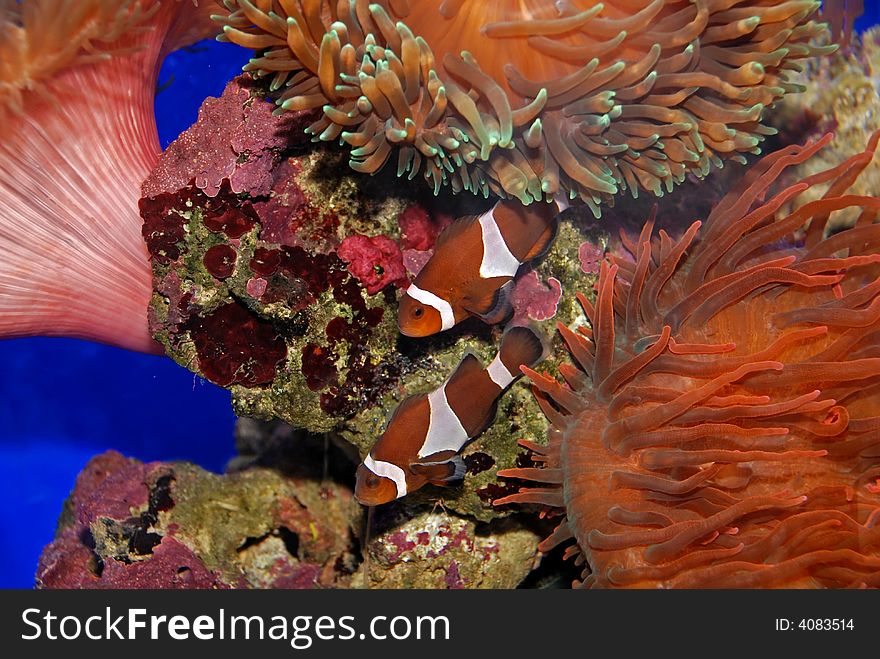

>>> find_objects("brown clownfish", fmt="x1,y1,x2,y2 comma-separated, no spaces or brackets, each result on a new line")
398,199,562,337
355,327,544,506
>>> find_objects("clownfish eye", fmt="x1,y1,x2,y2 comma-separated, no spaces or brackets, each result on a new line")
411,305,424,319
366,474,380,488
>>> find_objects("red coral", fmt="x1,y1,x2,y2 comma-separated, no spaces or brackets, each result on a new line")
397,203,453,251
302,343,338,391
203,201,258,238
186,303,287,388
337,234,407,295
203,244,237,279
141,193,187,265
249,247,282,276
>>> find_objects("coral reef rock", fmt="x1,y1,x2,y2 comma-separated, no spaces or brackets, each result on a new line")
37,449,360,589
37,420,545,589
140,76,602,522
361,506,540,589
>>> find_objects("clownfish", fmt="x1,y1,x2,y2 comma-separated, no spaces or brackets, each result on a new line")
398,199,562,337
355,326,544,506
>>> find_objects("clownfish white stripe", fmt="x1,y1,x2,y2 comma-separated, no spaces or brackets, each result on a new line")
486,352,516,389
406,283,456,331
478,207,521,279
364,454,408,500
418,385,469,458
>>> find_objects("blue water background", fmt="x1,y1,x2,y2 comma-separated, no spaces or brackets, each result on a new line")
1,4,879,589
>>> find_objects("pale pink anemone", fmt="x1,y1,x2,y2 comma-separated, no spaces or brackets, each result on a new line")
0,0,218,353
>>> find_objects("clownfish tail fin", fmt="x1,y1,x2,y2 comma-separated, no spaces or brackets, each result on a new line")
444,455,467,481
499,326,544,378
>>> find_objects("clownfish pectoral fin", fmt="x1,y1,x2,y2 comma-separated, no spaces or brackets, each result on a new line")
523,217,559,262
463,279,514,325
409,455,467,484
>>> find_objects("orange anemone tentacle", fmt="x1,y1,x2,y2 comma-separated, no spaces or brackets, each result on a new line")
215,0,833,207
498,130,880,588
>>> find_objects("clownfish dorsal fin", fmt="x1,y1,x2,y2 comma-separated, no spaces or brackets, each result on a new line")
382,393,426,430
377,394,429,445
447,352,484,387
523,216,560,262
433,213,480,250
462,279,514,324
409,454,467,484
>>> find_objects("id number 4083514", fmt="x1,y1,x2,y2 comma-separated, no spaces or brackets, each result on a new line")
775,619,854,631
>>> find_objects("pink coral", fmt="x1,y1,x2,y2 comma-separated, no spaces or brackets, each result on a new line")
578,241,605,275
510,269,562,325
337,234,408,295
402,249,433,278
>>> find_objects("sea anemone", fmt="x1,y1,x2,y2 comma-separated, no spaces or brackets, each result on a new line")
215,0,832,213
495,130,880,588
820,0,863,48
0,0,218,353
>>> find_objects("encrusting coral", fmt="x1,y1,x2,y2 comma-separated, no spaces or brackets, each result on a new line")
0,0,217,352
496,131,880,588
215,0,833,213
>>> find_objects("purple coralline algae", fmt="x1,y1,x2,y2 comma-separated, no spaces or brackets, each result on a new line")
37,452,229,589
37,420,544,589
37,444,360,589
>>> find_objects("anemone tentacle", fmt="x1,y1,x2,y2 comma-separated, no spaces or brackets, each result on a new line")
496,131,880,588
216,0,832,211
